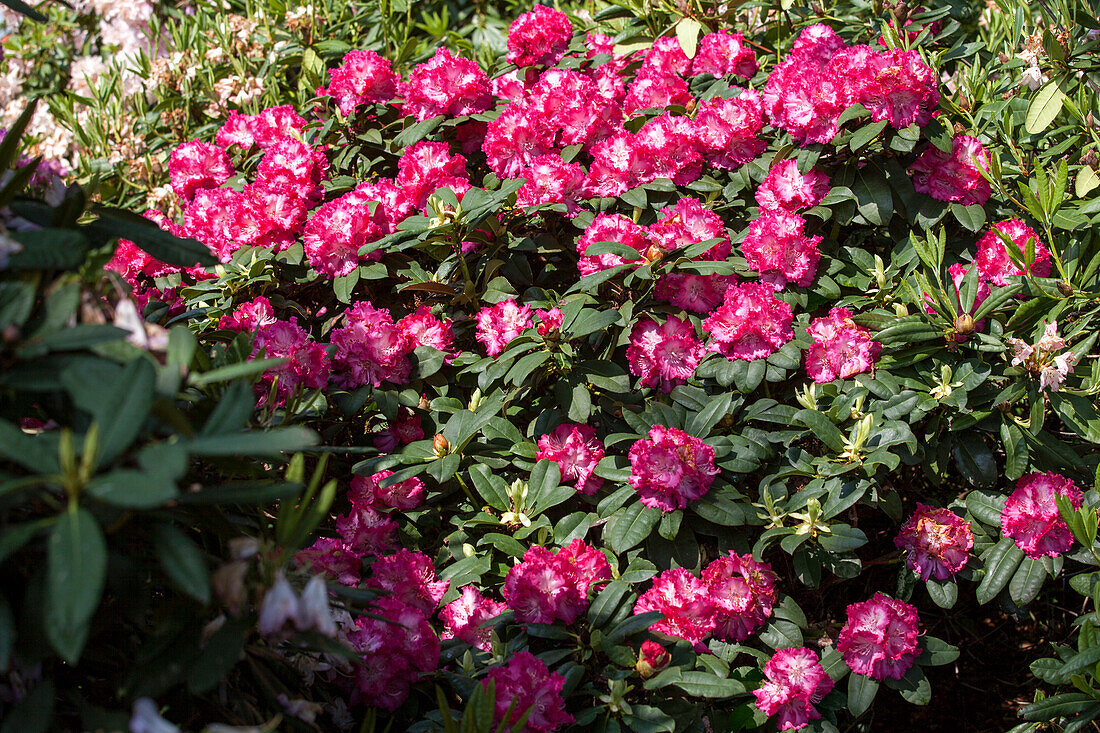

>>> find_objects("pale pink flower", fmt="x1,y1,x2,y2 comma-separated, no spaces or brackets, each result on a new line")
476,299,534,357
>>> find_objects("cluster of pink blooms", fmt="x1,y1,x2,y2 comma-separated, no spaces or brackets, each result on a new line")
507,5,573,68
894,504,974,581
330,301,455,388
1007,321,1080,391
374,407,425,452
628,425,718,511
975,219,1052,285
626,317,705,393
836,593,920,680
502,540,612,625
803,307,881,383
105,231,215,312
741,209,822,289
536,423,605,495
440,586,507,652
756,159,831,212
909,135,992,206
476,299,534,357
634,552,777,646
485,651,573,733
350,469,426,511
752,647,835,731
703,283,795,361
346,596,440,711
1001,471,1083,558
318,49,397,116
763,24,938,144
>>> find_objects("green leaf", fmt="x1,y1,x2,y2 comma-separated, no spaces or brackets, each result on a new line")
673,671,745,699
1024,80,1066,135
917,636,959,666
46,507,106,663
153,524,211,604
0,679,54,733
849,120,888,151
469,463,510,511
603,501,661,553
965,490,1006,527
1009,556,1047,605
892,665,932,705
952,433,997,487
950,203,986,232
186,618,248,693
686,393,733,438
0,101,38,172
1021,693,1097,721
6,230,91,271
86,469,177,509
1075,166,1100,198
95,357,156,463
975,537,1025,604
88,206,216,267
526,460,568,515
188,358,287,387
925,578,957,609
185,427,318,456
793,409,846,452
847,673,879,716
1050,393,1100,444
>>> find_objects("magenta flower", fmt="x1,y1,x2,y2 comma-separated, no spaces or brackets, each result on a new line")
636,640,671,677
756,159,830,213
502,540,611,625
703,282,794,361
1002,471,1083,558
476,299,534,357
331,302,415,388
366,548,449,614
837,593,920,680
975,219,1052,286
633,567,717,645
576,213,650,276
690,30,757,78
400,47,491,121
908,135,992,206
396,140,469,211
319,49,398,115
741,209,822,289
752,647,835,731
485,651,573,733
398,306,457,359
348,597,440,711
440,586,507,652
804,307,881,384
626,317,705,393
703,552,778,642
350,469,426,511
692,89,766,170
895,504,974,580
536,423,605,495
628,425,717,511
168,139,234,201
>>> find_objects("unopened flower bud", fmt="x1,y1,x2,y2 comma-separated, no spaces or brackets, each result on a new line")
1057,280,1074,297
644,244,665,264
418,394,431,410
636,640,671,678
433,434,449,456
954,313,975,336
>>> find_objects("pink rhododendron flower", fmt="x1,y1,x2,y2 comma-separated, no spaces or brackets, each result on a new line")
250,319,331,405
350,470,426,511
655,273,737,314
762,25,849,144
476,299,534,357
217,106,306,150
515,154,587,216
623,66,694,116
756,159,831,212
296,537,367,586
507,5,573,68
691,31,757,78
482,104,558,178
367,548,449,614
536,423,605,495
895,504,974,581
374,407,425,452
909,135,992,206
628,425,717,511
535,306,564,336
585,131,651,197
485,651,573,733
975,219,1052,286
529,69,621,148
399,306,457,359
837,593,920,680
576,213,649,276
692,90,766,170
703,552,778,642
1002,471,1083,558
181,187,241,262
168,140,234,201
649,196,731,260
255,137,327,203
356,178,415,234
636,640,671,677
440,586,507,651
626,316,705,393
633,567,717,645
703,282,794,361
804,307,881,383
401,47,492,121
753,647,835,731
396,140,469,211
634,113,702,185
235,182,310,251
336,504,398,556
502,540,611,625
320,49,398,115
741,209,822,289
219,296,278,332
860,48,939,128
331,302,414,388
348,597,440,711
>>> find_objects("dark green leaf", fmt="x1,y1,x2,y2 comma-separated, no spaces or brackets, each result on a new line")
603,501,661,553
976,537,1025,604
86,469,177,509
154,524,211,604
46,508,106,663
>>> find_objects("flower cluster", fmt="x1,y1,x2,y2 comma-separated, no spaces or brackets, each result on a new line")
895,504,974,580
440,586,507,652
1006,321,1079,391
346,596,440,710
502,540,612,624
486,652,573,733
836,593,920,680
975,218,1052,285
741,209,822,289
908,135,992,206
804,307,881,383
756,159,831,212
506,5,573,68
319,49,398,116
626,317,705,393
350,470,426,511
536,424,605,495
476,299,534,357
753,647,835,731
1001,471,1083,558
703,283,794,361
628,425,718,511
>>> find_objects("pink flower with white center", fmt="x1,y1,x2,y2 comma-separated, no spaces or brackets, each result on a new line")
232,182,308,251
837,593,920,680
703,552,778,642
576,213,650,276
909,135,992,206
692,90,767,170
168,140,234,201
492,68,532,103
1002,471,1083,558
251,319,331,405
181,187,241,262
256,137,327,203
217,106,307,150
529,69,621,148
655,273,738,314
649,197,731,260
331,302,414,388
635,113,702,186
396,141,469,211
640,36,693,77
398,306,456,359
296,537,366,587
106,238,182,284
535,307,564,336
536,423,605,495
482,104,558,179
320,49,398,115
400,47,492,121
628,425,717,511
506,5,573,68
440,586,507,652
356,178,415,234
350,470,426,511
219,296,277,332
585,131,654,198
623,67,694,116
502,541,611,625
753,647,835,731
626,317,705,393
367,549,449,614
756,160,831,212
975,219,1052,286
515,154,587,216
485,652,573,733
476,299,534,357
924,264,990,342
691,31,758,78
804,307,881,384
762,26,849,144
633,567,717,645
859,48,939,129
348,597,440,711
895,504,974,581
741,209,822,289
703,282,794,361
